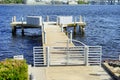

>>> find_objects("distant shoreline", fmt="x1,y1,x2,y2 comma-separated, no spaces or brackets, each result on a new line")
0,4,89,6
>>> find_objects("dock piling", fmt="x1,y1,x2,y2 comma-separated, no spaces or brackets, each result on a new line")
73,25,76,35
21,27,24,36
12,26,16,36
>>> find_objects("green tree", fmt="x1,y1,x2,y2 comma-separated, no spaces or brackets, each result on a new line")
1,0,23,4
78,0,89,4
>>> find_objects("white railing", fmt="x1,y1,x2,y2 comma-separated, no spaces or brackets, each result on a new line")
87,46,102,66
33,46,102,67
49,46,85,66
33,47,46,67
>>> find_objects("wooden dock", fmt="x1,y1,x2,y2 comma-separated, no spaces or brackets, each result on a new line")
10,22,41,36
42,22,74,47
10,16,86,36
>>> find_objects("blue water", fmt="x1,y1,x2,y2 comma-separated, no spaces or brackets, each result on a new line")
0,5,120,64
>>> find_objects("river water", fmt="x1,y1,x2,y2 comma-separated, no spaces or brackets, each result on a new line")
0,5,120,64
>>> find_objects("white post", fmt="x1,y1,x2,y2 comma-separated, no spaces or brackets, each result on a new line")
70,30,72,44
21,16,24,24
67,40,69,65
100,47,102,67
61,24,63,32
44,31,47,44
56,16,58,25
46,47,50,67
67,40,69,49
33,47,35,67
42,18,44,30
85,46,89,66
46,16,49,22
21,17,24,36
13,16,16,22
74,17,76,24
42,18,44,24
80,15,83,22
42,23,45,32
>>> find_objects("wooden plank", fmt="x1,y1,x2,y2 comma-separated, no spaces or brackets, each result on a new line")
42,22,75,47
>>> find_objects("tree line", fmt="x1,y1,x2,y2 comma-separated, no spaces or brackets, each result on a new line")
0,0,23,4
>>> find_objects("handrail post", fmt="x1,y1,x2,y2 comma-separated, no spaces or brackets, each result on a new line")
44,31,47,44
13,16,16,22
42,23,45,32
80,15,83,22
56,16,58,25
67,40,69,65
70,30,72,44
61,24,63,32
85,46,89,66
46,16,49,22
46,47,50,67
42,18,44,32
100,46,102,67
33,47,35,67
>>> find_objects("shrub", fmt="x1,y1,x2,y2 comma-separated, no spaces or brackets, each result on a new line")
0,59,28,80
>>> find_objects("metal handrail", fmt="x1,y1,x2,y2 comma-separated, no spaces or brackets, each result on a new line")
71,39,87,46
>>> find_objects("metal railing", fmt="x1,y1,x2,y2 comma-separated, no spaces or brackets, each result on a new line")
33,47,46,67
87,46,102,66
49,46,85,66
33,46,102,67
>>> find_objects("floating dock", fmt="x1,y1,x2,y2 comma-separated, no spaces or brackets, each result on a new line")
10,16,112,80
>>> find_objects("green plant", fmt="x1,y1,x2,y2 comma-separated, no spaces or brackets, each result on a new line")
0,59,28,80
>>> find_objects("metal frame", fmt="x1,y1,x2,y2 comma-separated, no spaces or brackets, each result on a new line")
33,46,102,67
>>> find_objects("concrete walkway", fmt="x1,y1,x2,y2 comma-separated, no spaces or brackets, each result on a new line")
28,65,46,80
28,66,113,80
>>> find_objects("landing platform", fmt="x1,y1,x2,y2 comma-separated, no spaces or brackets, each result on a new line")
28,66,113,80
